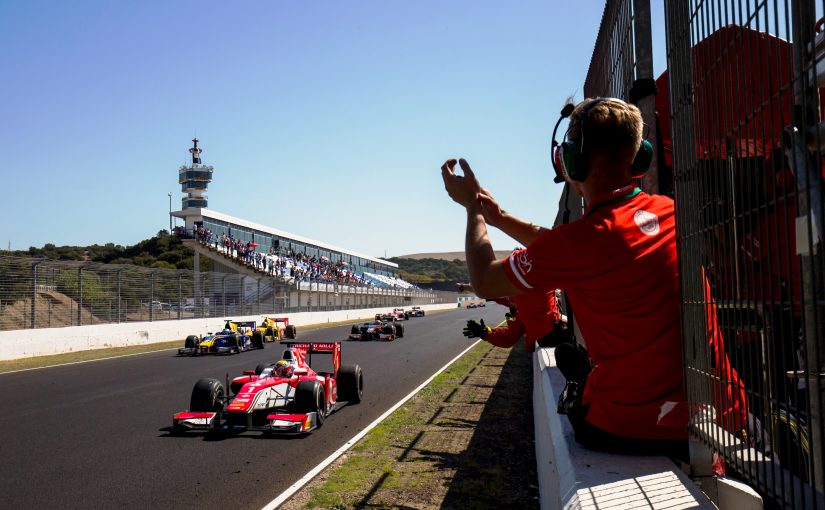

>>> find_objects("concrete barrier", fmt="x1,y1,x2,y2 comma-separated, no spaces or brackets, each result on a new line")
532,347,716,510
0,303,457,361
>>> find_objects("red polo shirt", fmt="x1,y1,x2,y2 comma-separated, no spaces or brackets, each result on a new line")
503,187,688,440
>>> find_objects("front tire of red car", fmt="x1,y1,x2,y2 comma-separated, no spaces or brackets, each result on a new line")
338,364,363,404
296,380,326,427
190,378,225,412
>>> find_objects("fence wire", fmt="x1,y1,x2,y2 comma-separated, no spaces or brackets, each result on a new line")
0,254,451,331
664,0,825,507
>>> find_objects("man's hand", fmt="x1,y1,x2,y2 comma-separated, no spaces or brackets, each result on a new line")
477,187,506,228
463,319,489,339
441,158,482,209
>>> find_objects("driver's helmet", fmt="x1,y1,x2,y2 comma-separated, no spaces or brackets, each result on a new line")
274,359,294,378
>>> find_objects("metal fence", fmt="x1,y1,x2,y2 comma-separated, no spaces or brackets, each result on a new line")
664,0,825,507
575,0,825,506
0,254,451,331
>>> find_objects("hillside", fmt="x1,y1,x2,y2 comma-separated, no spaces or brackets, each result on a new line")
4,230,204,271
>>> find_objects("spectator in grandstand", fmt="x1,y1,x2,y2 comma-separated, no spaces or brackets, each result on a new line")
440,97,733,459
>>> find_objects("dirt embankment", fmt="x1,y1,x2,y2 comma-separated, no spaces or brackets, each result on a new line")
0,290,105,330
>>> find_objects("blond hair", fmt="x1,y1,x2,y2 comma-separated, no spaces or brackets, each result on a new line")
567,98,643,163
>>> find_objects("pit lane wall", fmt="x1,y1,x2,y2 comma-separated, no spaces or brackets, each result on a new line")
0,303,456,361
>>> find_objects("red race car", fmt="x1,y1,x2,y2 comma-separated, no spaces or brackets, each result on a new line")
172,342,363,435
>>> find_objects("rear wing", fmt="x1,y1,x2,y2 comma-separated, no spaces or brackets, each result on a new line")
272,317,290,324
281,342,341,375
231,321,257,329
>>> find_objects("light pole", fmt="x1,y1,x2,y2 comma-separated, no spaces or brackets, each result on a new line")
168,192,173,234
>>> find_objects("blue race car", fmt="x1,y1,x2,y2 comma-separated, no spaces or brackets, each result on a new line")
178,320,265,355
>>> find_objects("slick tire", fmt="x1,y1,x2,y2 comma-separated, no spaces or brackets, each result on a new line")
285,325,297,339
251,331,265,350
350,325,360,335
394,324,404,338
190,378,225,412
228,333,240,353
184,335,199,349
338,364,363,404
295,380,326,427
255,362,269,376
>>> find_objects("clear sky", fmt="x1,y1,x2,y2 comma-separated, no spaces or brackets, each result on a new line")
0,1,666,258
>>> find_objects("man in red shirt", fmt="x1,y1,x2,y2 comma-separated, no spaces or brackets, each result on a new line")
441,98,698,456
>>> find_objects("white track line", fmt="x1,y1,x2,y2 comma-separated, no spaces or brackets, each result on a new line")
261,339,483,510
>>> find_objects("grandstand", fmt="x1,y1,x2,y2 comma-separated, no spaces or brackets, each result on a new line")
171,139,413,290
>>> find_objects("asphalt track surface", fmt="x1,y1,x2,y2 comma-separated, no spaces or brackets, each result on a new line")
0,306,505,510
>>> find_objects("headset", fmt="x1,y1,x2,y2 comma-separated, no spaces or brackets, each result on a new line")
551,97,654,183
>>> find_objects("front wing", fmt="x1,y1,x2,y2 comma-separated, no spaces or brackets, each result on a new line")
172,411,321,435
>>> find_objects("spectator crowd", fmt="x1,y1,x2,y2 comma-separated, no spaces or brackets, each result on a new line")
182,226,414,289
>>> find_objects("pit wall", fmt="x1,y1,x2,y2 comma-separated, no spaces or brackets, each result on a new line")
0,303,457,361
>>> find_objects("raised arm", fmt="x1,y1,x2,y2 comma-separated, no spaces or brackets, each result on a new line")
441,159,519,299
476,190,548,247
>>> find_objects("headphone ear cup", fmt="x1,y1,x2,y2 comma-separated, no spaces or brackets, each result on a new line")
631,139,654,177
561,140,587,182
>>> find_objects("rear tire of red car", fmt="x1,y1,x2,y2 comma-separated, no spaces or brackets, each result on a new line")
191,378,225,412
394,324,404,338
296,380,326,427
255,363,270,376
286,325,297,339
338,365,363,404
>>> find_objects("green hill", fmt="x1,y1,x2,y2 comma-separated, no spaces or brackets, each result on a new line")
5,230,203,271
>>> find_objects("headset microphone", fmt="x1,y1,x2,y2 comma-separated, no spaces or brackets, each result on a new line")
551,103,575,183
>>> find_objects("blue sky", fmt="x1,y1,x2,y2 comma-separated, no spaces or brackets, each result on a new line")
0,1,666,258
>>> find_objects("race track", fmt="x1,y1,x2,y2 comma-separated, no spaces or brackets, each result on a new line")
0,306,505,509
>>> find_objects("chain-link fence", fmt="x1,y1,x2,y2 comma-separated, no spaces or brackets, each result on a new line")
0,254,452,331
665,0,825,507
573,0,825,507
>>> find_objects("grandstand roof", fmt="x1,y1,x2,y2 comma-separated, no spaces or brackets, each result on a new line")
172,208,398,269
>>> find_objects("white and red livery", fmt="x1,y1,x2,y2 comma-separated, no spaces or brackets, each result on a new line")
172,342,363,435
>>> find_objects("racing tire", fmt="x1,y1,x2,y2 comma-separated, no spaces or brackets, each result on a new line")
404,312,411,320
255,363,269,376
251,331,265,350
295,380,326,427
338,364,363,404
228,333,240,353
285,325,297,339
184,335,199,349
190,378,225,412
382,325,395,335
350,325,359,335
395,324,404,338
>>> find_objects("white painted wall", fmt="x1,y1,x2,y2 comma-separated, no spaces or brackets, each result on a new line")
0,303,457,361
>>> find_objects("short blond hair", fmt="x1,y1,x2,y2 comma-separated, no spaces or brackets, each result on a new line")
567,98,643,162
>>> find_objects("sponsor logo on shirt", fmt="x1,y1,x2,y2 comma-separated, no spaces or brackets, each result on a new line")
634,210,660,236
515,250,533,275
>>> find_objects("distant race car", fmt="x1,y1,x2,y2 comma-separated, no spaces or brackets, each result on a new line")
375,312,398,322
467,303,478,309
253,317,297,344
392,308,410,320
407,306,425,318
349,321,404,341
172,342,363,435
178,320,264,355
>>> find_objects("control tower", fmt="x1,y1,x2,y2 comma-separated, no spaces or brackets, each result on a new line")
179,138,214,209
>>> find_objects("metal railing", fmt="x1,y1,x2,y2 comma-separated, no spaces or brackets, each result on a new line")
0,254,453,331
664,0,825,507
